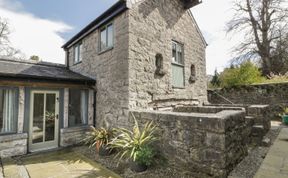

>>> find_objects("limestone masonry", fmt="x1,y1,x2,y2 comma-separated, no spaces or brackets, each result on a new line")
66,0,207,127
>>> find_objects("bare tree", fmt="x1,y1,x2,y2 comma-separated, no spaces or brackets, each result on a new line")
0,17,23,58
227,0,288,76
0,17,10,46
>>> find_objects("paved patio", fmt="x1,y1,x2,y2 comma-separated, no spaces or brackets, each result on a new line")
254,127,288,178
1,149,121,178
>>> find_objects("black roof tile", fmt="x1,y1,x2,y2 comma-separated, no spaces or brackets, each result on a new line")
0,58,95,85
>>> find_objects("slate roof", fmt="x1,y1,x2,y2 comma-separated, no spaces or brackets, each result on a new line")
62,0,128,49
0,58,95,85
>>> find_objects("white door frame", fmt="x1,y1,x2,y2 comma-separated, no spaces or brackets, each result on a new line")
29,90,60,152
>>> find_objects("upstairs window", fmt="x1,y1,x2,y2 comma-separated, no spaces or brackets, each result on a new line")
99,23,113,52
74,42,82,64
0,88,18,134
172,41,185,88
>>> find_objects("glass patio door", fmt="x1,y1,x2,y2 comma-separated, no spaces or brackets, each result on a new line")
29,90,59,152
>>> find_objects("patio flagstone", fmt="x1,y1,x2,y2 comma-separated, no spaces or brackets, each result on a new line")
1,149,121,178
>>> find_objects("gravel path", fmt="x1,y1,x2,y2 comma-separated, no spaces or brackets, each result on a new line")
228,126,281,178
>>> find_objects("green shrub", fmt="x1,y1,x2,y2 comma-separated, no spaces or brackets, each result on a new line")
135,146,155,166
84,127,116,151
109,114,157,166
219,61,264,88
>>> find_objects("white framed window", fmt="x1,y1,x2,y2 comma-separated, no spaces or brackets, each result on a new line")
0,88,18,134
68,89,88,127
74,42,82,64
99,23,114,52
172,41,185,88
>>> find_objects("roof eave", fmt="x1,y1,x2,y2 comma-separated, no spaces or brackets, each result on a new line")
62,1,128,49
0,74,96,86
183,0,202,9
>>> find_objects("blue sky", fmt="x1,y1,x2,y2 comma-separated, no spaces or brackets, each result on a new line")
6,0,118,39
0,0,239,74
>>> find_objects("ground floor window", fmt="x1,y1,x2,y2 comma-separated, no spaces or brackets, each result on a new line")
0,88,17,134
68,89,88,127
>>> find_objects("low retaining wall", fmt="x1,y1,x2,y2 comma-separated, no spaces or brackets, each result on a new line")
130,109,250,178
60,126,90,147
0,133,27,158
204,104,271,132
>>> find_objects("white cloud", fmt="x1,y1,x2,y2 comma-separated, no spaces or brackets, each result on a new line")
0,0,72,64
192,0,241,75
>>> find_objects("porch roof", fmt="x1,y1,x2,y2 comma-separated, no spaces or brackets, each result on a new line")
0,58,96,85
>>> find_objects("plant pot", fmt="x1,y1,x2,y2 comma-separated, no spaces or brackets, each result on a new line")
130,161,148,172
98,145,113,156
282,115,288,125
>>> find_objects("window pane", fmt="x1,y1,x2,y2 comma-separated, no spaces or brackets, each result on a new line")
100,28,107,51
32,93,44,143
172,64,185,88
68,89,88,127
177,45,183,64
79,43,83,62
172,43,177,63
107,24,113,48
0,89,17,134
45,93,56,142
74,46,79,63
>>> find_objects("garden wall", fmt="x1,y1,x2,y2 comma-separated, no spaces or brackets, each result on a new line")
208,82,288,120
129,108,250,178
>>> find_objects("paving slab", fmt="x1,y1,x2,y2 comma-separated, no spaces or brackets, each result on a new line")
254,127,288,178
1,149,121,178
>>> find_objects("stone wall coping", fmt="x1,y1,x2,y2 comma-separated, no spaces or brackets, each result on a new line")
205,103,248,107
130,109,245,121
206,104,270,110
0,133,28,142
177,105,245,111
248,105,269,108
60,125,91,134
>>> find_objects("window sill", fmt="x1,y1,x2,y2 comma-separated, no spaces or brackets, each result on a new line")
172,86,185,89
73,61,82,66
0,133,28,142
61,125,90,133
67,124,88,128
0,132,17,136
172,62,184,67
98,47,113,55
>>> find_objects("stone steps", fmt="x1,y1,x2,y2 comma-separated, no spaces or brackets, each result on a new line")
247,114,270,146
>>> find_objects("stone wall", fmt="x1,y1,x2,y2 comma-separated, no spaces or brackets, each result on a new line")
60,126,90,147
128,0,207,110
208,82,288,119
0,133,27,158
67,11,130,127
130,108,250,178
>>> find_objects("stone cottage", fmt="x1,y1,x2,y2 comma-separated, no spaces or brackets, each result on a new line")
0,0,206,157
63,0,207,128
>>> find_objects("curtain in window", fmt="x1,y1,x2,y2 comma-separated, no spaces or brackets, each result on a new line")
81,90,87,124
2,89,16,133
